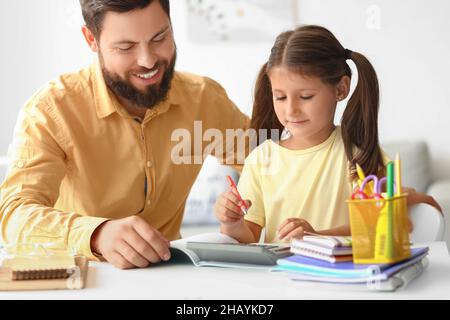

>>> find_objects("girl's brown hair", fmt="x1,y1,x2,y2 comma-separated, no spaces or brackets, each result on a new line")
251,25,384,179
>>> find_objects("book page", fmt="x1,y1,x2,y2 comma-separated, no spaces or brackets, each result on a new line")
171,232,239,247
169,233,239,266
297,236,352,248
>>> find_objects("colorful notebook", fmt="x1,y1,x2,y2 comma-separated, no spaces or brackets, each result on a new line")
294,235,352,249
290,247,353,263
290,235,352,263
286,257,429,291
274,247,429,278
291,236,352,256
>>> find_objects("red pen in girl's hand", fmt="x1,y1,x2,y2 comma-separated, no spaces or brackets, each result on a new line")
226,175,249,215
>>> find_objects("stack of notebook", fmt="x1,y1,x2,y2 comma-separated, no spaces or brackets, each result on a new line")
273,241,429,291
290,235,353,263
0,253,88,291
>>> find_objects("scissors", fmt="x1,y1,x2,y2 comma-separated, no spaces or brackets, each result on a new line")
352,175,386,200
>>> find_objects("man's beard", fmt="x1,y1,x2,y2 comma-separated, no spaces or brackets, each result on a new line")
100,51,177,109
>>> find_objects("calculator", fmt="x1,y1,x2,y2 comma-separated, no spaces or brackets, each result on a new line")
185,242,293,265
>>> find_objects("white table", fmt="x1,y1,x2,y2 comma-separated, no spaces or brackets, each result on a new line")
1,242,450,300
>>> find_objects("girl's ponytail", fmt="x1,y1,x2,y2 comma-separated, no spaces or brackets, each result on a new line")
341,51,384,179
251,63,284,144
253,25,385,180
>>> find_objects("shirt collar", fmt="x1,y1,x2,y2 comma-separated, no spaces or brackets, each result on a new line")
91,59,181,120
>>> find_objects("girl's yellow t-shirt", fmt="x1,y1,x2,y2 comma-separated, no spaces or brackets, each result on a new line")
239,126,354,243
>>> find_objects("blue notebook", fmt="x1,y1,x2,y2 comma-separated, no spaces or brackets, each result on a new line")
274,247,429,279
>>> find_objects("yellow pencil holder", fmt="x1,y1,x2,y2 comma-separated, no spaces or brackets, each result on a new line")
347,194,411,264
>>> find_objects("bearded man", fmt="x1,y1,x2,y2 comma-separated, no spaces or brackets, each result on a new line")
0,0,249,269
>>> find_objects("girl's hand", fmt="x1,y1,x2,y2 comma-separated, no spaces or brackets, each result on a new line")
277,218,316,242
403,187,443,214
214,190,252,225
402,187,442,233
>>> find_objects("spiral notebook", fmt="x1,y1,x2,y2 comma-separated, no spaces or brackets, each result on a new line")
0,255,88,291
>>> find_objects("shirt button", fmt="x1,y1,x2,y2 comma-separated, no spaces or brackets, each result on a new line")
147,161,152,167
147,200,151,205
17,161,24,168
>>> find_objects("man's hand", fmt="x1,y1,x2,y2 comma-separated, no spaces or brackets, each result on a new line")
90,216,171,269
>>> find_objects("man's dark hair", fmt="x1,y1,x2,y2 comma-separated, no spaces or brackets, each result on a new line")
80,0,170,39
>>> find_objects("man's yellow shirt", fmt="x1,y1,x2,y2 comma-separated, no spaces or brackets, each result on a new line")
0,60,249,260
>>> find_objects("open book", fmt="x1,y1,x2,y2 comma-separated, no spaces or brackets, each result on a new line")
170,232,238,267
169,233,291,269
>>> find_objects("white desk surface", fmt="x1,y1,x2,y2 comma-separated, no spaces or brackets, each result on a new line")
1,242,450,300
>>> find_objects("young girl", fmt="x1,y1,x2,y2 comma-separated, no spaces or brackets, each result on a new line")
214,25,442,244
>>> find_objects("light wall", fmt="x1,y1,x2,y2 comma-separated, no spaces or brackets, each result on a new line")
1,0,449,181
294,0,450,181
